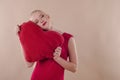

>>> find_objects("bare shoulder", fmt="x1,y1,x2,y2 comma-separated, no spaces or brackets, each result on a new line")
68,37,75,44
68,36,76,52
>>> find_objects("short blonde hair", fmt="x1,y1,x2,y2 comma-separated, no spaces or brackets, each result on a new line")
30,10,43,16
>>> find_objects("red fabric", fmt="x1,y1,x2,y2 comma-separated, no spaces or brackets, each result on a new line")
18,21,64,62
31,32,73,80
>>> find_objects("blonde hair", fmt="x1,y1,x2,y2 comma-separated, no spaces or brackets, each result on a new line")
30,10,43,16
29,10,44,23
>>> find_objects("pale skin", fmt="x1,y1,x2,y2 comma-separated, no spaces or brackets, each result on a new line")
17,10,78,73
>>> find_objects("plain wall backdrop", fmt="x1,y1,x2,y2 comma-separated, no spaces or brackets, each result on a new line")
0,0,120,80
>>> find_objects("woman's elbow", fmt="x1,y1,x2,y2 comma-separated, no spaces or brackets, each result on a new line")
70,64,77,73
71,67,77,73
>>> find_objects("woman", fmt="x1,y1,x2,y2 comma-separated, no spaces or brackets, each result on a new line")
18,10,78,80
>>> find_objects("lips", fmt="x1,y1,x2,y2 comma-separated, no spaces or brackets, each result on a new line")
42,21,47,26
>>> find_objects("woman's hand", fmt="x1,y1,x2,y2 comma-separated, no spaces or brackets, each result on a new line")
53,46,62,60
16,25,20,35
53,38,78,73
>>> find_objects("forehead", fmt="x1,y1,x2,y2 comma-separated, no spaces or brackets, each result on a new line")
32,10,50,18
40,12,50,18
40,11,49,16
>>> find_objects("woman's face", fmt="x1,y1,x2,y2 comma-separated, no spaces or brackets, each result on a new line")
37,12,52,30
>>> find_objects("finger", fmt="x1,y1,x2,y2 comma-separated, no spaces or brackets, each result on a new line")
53,51,58,55
55,46,61,50
55,50,61,54
53,52,56,56
55,47,62,52
57,47,62,50
55,49,61,53
16,27,20,35
53,52,59,56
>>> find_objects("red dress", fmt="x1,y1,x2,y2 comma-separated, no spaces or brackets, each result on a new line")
31,32,73,80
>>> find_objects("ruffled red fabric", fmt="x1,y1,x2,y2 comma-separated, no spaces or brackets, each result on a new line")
18,21,64,62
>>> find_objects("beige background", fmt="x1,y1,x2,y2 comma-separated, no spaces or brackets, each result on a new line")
0,0,120,80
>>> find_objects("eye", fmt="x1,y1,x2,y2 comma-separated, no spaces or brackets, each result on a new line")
41,15,44,18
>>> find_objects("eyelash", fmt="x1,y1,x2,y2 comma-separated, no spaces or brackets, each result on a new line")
41,15,44,18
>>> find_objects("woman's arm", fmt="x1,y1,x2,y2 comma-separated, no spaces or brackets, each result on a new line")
53,37,78,73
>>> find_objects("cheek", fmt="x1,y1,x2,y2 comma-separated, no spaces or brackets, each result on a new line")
37,22,42,26
38,18,43,23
